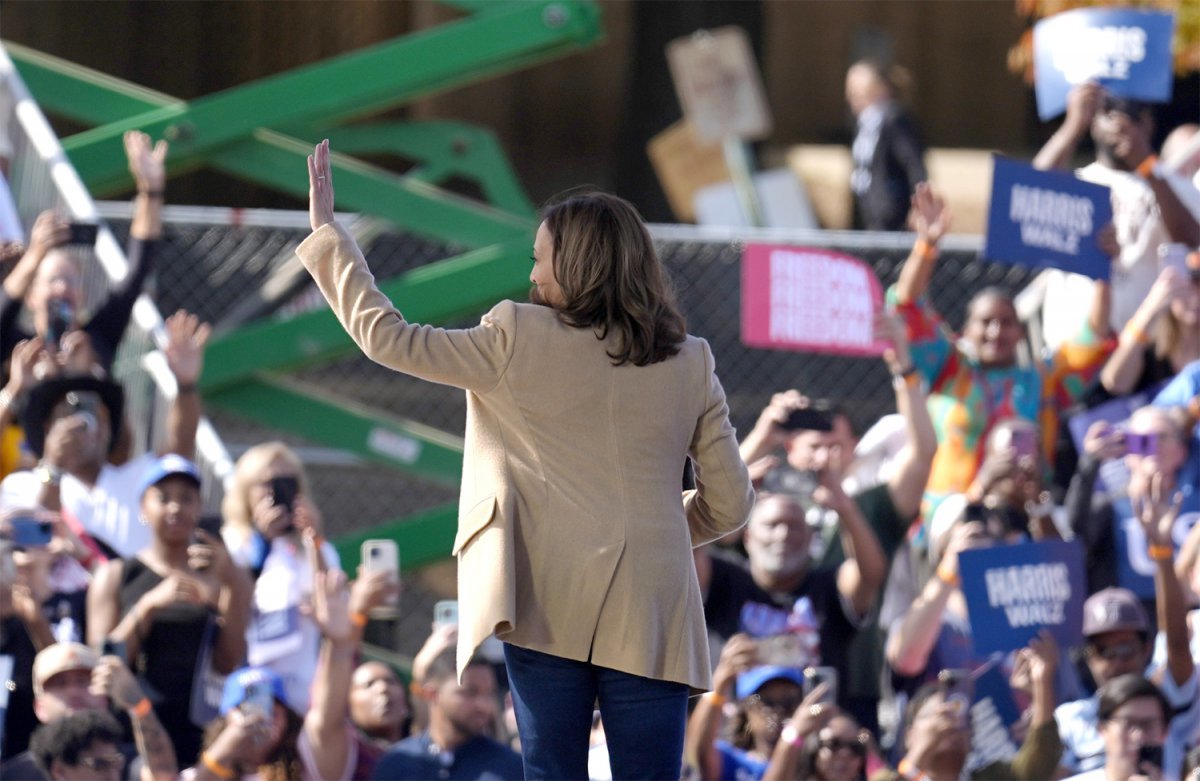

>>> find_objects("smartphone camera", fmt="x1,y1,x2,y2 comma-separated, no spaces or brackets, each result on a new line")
9,517,54,549
66,222,99,246
761,466,819,500
803,666,838,705
46,298,74,351
270,476,299,515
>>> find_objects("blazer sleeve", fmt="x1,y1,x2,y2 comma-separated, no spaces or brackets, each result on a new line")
683,339,755,546
296,222,515,393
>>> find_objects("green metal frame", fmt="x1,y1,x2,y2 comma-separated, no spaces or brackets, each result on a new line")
9,0,603,567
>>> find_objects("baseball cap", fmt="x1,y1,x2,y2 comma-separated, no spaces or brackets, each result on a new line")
138,454,202,498
33,642,98,695
735,665,805,701
1082,588,1149,637
218,666,289,715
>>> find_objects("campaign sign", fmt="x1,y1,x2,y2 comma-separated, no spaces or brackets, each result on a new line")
1111,496,1200,599
741,244,887,356
984,156,1113,280
1034,8,1176,120
960,540,1085,654
966,662,1022,773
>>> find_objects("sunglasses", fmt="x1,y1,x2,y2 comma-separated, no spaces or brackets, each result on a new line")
819,737,867,756
1124,433,1159,457
77,753,126,773
1086,639,1143,661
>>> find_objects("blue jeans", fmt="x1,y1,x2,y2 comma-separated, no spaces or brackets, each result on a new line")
504,643,689,780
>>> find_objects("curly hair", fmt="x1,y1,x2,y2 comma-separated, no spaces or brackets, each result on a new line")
201,707,305,781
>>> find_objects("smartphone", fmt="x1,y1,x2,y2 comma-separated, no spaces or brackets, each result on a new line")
434,599,459,629
100,638,127,660
1125,433,1159,457
194,514,223,540
362,539,400,615
803,666,838,705
241,681,274,721
1136,744,1163,772
780,406,833,433
1009,427,1036,458
270,476,299,514
939,668,974,724
45,298,74,351
760,467,818,499
9,517,53,548
66,222,99,246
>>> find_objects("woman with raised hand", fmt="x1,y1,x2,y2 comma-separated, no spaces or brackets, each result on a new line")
298,140,754,779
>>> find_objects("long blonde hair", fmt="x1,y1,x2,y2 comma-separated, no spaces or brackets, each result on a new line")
221,442,310,548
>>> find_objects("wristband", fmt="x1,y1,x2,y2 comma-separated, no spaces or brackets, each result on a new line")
0,387,12,411
703,690,727,708
131,697,152,718
779,724,804,749
936,562,960,588
350,611,369,628
1135,154,1159,180
1148,543,1173,562
201,751,236,780
1121,322,1150,345
897,758,930,781
913,238,939,261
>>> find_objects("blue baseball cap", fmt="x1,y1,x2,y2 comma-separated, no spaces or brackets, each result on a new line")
218,666,289,715
138,454,202,497
736,665,806,701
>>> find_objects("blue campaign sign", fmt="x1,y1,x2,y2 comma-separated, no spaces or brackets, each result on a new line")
960,540,1085,655
966,662,1022,773
1034,8,1176,120
984,156,1113,280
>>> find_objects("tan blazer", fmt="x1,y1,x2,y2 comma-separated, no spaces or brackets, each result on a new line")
297,224,754,690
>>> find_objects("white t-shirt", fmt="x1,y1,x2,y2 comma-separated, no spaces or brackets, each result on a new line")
230,533,342,712
1038,162,1171,349
0,452,157,558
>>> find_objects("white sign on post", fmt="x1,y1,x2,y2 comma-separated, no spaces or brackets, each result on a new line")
666,26,773,143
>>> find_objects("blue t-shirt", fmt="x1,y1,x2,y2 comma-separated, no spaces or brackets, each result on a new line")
715,740,769,781
370,733,524,781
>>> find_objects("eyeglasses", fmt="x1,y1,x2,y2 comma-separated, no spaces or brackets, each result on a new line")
818,737,867,756
1086,640,1143,661
746,693,802,713
77,753,126,773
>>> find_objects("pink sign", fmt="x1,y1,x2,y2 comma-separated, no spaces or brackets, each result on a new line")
741,244,887,356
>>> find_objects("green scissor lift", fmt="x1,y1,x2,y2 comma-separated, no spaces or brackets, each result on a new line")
10,0,604,573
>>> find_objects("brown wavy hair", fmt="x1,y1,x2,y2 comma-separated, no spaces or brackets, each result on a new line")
201,707,304,781
541,191,686,366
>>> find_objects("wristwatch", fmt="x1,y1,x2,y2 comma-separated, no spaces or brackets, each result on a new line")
35,463,62,486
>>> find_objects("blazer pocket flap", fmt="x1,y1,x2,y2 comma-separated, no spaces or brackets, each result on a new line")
452,495,498,555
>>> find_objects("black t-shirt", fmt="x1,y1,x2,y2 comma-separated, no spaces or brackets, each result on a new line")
371,733,524,780
0,616,37,762
703,552,860,710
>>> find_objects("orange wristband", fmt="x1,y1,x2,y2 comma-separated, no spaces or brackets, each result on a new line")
913,238,939,261
1122,322,1150,345
350,611,369,628
1136,154,1159,179
131,697,152,719
1148,544,1173,562
703,691,727,708
201,751,236,780
936,563,960,588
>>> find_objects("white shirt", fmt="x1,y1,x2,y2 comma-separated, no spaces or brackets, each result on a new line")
1038,162,1171,350
0,452,157,558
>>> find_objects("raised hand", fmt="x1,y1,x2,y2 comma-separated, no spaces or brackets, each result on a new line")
1082,420,1127,462
311,568,352,643
1063,82,1103,136
873,310,912,373
124,130,168,194
908,182,951,244
1133,471,1182,549
26,211,69,263
308,139,335,231
91,655,147,710
6,338,46,396
162,310,210,388
350,566,402,619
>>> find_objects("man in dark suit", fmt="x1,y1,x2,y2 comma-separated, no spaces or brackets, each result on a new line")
846,60,928,231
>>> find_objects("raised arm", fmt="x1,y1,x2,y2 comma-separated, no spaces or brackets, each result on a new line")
159,310,208,459
305,566,356,781
877,311,936,520
126,131,166,242
1,211,67,300
894,184,949,305
684,634,756,780
91,656,178,781
1136,478,1195,689
1100,268,1186,395
816,453,885,617
1033,83,1102,171
189,528,250,674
